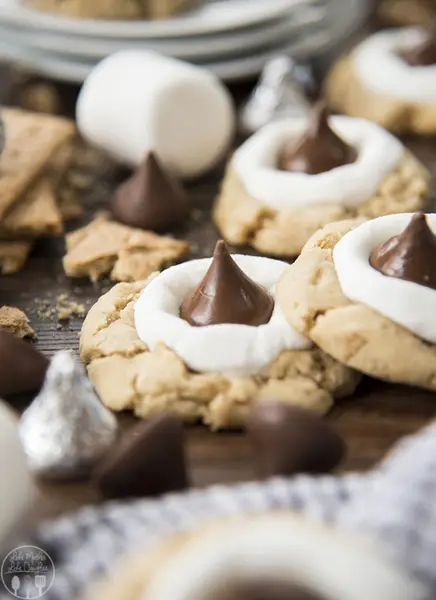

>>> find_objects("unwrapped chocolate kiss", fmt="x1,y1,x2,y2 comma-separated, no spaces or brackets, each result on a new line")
111,152,189,232
93,413,189,500
0,330,48,397
370,212,436,290
279,101,357,175
401,28,436,66
180,241,274,327
247,400,346,479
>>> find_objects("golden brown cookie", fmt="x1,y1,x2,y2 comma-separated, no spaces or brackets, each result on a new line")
80,279,359,430
214,151,429,257
378,0,436,26
25,0,196,18
64,216,189,282
325,33,436,135
277,218,436,390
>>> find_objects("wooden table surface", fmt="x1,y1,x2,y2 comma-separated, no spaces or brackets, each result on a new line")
1,63,436,532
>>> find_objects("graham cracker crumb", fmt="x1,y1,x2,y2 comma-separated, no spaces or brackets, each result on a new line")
56,294,86,321
0,306,35,338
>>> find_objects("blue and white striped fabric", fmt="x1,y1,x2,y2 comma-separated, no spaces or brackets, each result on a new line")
16,420,436,600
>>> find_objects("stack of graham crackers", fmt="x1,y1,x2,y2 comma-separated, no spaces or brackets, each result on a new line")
0,108,76,274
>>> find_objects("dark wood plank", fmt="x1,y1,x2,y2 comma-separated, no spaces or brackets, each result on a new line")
0,66,435,531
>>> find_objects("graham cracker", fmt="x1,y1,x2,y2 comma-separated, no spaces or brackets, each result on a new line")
0,108,75,220
0,240,33,274
0,174,63,238
0,306,34,338
63,215,189,282
0,141,73,238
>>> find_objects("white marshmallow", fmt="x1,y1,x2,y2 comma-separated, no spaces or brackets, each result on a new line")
0,402,34,544
134,255,311,377
353,28,436,103
76,51,235,179
233,116,403,211
334,213,436,343
143,515,425,600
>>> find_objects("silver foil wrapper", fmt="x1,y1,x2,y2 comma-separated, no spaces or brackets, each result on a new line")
19,351,118,481
240,55,312,134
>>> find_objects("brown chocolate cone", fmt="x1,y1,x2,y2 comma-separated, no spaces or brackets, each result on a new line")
246,400,346,479
93,413,189,500
279,101,357,175
370,213,436,290
180,240,274,327
0,330,49,397
111,152,190,232
401,28,436,66
219,581,326,600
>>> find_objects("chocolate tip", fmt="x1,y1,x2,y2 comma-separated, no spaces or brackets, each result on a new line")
214,240,228,257
309,100,330,133
408,212,430,231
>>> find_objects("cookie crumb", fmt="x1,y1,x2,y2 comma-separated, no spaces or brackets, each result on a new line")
56,294,86,321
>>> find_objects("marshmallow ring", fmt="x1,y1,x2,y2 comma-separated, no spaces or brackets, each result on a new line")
134,256,311,377
334,213,436,344
232,116,403,210
144,515,423,600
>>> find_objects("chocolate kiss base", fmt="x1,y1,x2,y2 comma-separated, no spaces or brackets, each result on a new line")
370,212,436,290
278,101,357,175
401,28,436,66
216,581,326,600
180,241,274,327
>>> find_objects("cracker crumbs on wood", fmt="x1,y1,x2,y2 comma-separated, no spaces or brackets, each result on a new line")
56,294,86,321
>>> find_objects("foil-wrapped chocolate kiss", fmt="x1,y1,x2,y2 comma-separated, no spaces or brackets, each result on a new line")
19,351,118,480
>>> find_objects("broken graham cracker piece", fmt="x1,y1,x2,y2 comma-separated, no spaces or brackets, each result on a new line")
0,108,76,220
0,306,34,338
0,142,72,238
63,216,190,282
0,240,33,274
0,144,73,238
0,173,63,238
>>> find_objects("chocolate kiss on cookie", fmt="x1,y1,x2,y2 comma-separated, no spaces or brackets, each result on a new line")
93,413,189,500
402,28,436,66
0,330,49,396
180,241,274,327
279,101,357,175
220,581,326,600
246,400,346,478
370,213,436,290
111,152,189,232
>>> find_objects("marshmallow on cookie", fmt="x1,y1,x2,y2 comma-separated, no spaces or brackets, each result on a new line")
80,242,359,430
277,212,436,390
214,103,429,257
326,28,436,134
85,513,424,600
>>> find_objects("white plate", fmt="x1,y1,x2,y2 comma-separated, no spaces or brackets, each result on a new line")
0,0,317,38
0,33,332,83
0,7,324,61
